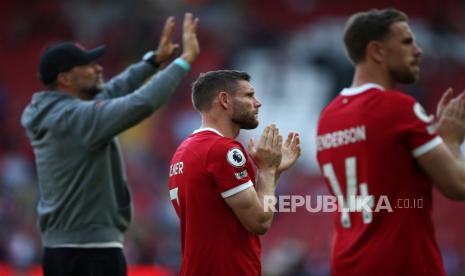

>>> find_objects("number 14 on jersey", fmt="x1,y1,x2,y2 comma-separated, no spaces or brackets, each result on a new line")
322,156,373,228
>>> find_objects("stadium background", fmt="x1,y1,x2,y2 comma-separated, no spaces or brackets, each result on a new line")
1,0,464,275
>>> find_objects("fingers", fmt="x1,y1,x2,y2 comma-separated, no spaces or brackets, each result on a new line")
437,94,465,143
192,17,199,33
266,125,274,146
271,125,279,147
444,96,465,124
259,126,270,148
259,124,282,151
181,12,200,64
155,16,178,65
441,87,454,101
437,88,453,115
284,132,292,147
292,132,302,158
456,101,465,125
253,125,285,170
285,132,300,146
248,138,256,153
294,133,302,157
287,132,302,155
161,16,175,41
458,89,465,100
183,13,199,33
458,99,465,121
183,13,192,30
294,133,301,147
268,125,282,149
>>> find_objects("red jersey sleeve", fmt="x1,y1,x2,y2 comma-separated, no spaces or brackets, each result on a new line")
206,139,254,198
389,92,442,157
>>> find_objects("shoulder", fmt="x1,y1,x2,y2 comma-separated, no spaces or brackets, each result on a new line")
35,92,80,121
211,137,246,156
383,90,416,104
385,90,431,121
51,97,91,121
342,90,419,119
208,137,248,167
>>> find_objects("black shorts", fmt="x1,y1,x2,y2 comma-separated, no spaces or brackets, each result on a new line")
42,247,127,276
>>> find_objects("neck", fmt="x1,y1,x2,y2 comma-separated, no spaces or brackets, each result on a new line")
352,62,395,90
200,113,240,139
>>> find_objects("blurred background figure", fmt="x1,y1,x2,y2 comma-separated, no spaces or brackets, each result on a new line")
0,0,464,275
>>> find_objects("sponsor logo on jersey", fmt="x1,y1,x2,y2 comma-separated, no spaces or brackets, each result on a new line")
227,148,246,167
234,170,248,180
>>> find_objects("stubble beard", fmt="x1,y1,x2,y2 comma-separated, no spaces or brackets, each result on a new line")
389,66,418,84
232,103,259,130
389,58,420,84
81,81,104,99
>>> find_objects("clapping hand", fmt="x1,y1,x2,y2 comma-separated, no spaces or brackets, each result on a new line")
277,132,301,174
248,126,301,175
154,13,200,67
155,16,179,67
248,125,283,171
180,13,200,64
436,88,465,144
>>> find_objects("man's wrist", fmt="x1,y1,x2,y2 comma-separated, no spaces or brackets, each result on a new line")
259,168,278,181
142,51,160,69
442,136,463,148
174,57,190,71
180,53,196,64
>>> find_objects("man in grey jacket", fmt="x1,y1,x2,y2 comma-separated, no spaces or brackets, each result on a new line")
21,13,199,276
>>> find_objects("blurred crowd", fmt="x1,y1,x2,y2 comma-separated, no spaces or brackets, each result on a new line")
1,0,465,275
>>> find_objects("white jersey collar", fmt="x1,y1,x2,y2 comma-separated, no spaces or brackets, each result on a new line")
193,127,224,137
340,83,385,96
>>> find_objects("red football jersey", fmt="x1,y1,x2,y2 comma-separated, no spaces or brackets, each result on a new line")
169,128,260,276
316,84,446,275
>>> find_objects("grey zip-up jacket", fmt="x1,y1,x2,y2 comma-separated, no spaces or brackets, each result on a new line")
21,60,187,246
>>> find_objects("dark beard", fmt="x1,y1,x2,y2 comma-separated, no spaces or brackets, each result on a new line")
232,116,259,129
82,84,103,99
232,106,258,129
389,66,418,84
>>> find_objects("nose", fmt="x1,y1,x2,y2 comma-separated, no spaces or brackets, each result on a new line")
255,97,262,108
413,43,423,57
93,63,103,73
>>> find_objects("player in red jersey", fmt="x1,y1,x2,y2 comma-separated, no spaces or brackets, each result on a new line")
316,9,465,275
168,70,301,275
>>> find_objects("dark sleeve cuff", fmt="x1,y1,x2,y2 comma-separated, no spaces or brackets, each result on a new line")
142,50,160,69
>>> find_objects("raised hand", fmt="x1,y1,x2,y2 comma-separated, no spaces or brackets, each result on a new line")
436,88,454,121
155,16,179,67
248,125,282,171
436,89,465,144
277,132,301,174
180,13,200,64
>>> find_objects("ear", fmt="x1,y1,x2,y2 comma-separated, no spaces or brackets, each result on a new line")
217,91,230,110
56,72,72,87
366,41,386,63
